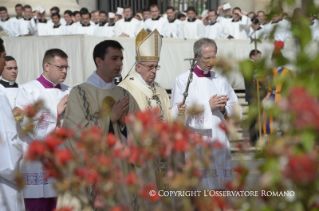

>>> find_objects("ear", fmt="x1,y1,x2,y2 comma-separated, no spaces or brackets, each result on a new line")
135,63,140,73
95,57,102,67
43,62,49,72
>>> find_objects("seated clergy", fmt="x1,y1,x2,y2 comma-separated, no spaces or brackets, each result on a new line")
179,6,205,39
45,13,67,36
114,5,141,37
95,12,116,37
223,7,250,39
0,56,19,108
205,9,224,39
73,11,96,35
143,4,170,37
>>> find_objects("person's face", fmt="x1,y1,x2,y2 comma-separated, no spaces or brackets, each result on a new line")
150,7,160,19
64,14,72,23
187,10,196,20
272,14,281,22
24,8,32,19
143,11,150,20
251,22,260,30
15,6,23,17
0,10,8,20
108,18,115,24
251,53,261,61
0,47,6,76
81,14,90,25
208,11,217,22
248,13,255,19
136,61,159,84
134,13,142,21
52,16,60,25
2,60,18,81
232,9,240,21
224,9,231,17
91,12,99,23
257,12,265,23
43,56,68,84
123,8,132,19
96,47,123,81
179,16,186,21
99,13,107,22
75,14,81,22
166,9,175,20
196,45,216,71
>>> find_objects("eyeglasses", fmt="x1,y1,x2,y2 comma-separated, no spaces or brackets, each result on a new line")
139,63,161,71
6,67,18,70
47,62,70,71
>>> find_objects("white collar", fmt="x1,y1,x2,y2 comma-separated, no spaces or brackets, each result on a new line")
1,78,15,85
197,65,210,74
86,70,115,90
42,74,58,87
135,70,154,86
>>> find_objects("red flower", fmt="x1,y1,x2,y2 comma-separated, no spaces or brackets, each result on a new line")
283,154,317,184
24,105,38,117
55,149,72,165
26,141,47,160
274,40,284,49
75,168,86,178
193,169,203,178
233,166,246,175
139,183,160,202
94,196,104,208
124,172,138,185
211,140,225,149
45,135,62,151
56,127,75,139
174,138,188,152
86,168,101,184
97,155,111,166
107,133,117,147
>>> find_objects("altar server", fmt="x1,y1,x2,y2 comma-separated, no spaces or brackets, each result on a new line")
143,4,170,37
166,6,182,38
223,7,250,39
179,6,205,39
114,5,141,37
73,12,96,35
205,9,224,39
95,11,115,37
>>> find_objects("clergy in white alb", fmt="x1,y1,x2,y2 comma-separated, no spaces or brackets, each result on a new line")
223,7,250,39
248,17,265,39
0,7,16,36
114,6,141,37
171,38,242,190
10,4,24,37
46,6,67,27
14,49,71,211
0,56,19,108
166,6,182,38
205,9,224,39
94,11,114,37
179,6,205,39
143,4,170,37
19,5,37,36
44,13,67,36
0,37,25,211
73,12,96,35
60,40,139,211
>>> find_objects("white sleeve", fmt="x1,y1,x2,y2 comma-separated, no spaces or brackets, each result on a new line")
113,21,121,37
178,22,184,38
170,76,185,119
162,19,171,37
224,80,242,119
197,21,205,38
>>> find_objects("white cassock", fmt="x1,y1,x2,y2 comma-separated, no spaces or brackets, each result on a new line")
248,26,265,39
10,17,23,36
205,21,224,39
47,18,67,26
19,18,37,35
0,18,16,36
94,23,115,37
310,19,319,40
15,77,71,199
168,19,182,38
73,24,96,35
263,19,292,41
36,22,49,36
114,18,141,37
45,25,67,36
0,79,19,108
143,17,171,37
179,19,205,39
64,23,76,35
171,67,241,189
223,16,250,39
0,84,25,211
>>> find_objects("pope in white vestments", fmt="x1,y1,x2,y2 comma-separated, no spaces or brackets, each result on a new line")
0,38,25,211
171,38,241,190
14,49,71,211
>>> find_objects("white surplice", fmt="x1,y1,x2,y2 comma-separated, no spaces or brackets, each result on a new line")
0,84,25,211
263,19,292,41
94,23,115,37
72,24,96,35
205,22,224,39
0,18,16,36
45,25,67,36
179,19,205,39
114,18,141,37
143,17,171,37
171,68,241,189
15,80,70,198
248,26,265,39
223,16,250,39
168,19,182,38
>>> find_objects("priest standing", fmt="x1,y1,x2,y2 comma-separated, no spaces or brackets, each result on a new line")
166,6,182,38
73,12,96,35
0,56,19,108
223,7,250,39
205,9,224,39
0,38,25,211
143,4,170,37
14,49,71,211
171,38,241,190
114,5,141,37
179,6,205,39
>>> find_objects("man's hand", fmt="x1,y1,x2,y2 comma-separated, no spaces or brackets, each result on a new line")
234,10,243,17
57,94,69,115
177,102,186,115
217,5,224,13
111,96,129,123
209,95,229,110
119,33,129,37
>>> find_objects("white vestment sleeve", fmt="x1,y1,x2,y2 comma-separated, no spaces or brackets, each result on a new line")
162,19,171,37
197,21,205,38
224,81,242,119
170,77,185,119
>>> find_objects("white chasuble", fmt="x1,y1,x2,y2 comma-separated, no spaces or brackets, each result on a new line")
15,80,70,198
119,71,172,122
0,85,25,211
171,69,242,189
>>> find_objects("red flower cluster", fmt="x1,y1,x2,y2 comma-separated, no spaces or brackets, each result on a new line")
283,153,318,184
288,87,319,130
273,40,284,55
26,141,46,160
139,183,160,202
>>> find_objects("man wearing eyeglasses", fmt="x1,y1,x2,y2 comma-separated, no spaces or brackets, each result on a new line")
0,56,19,108
14,48,71,211
171,38,241,190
